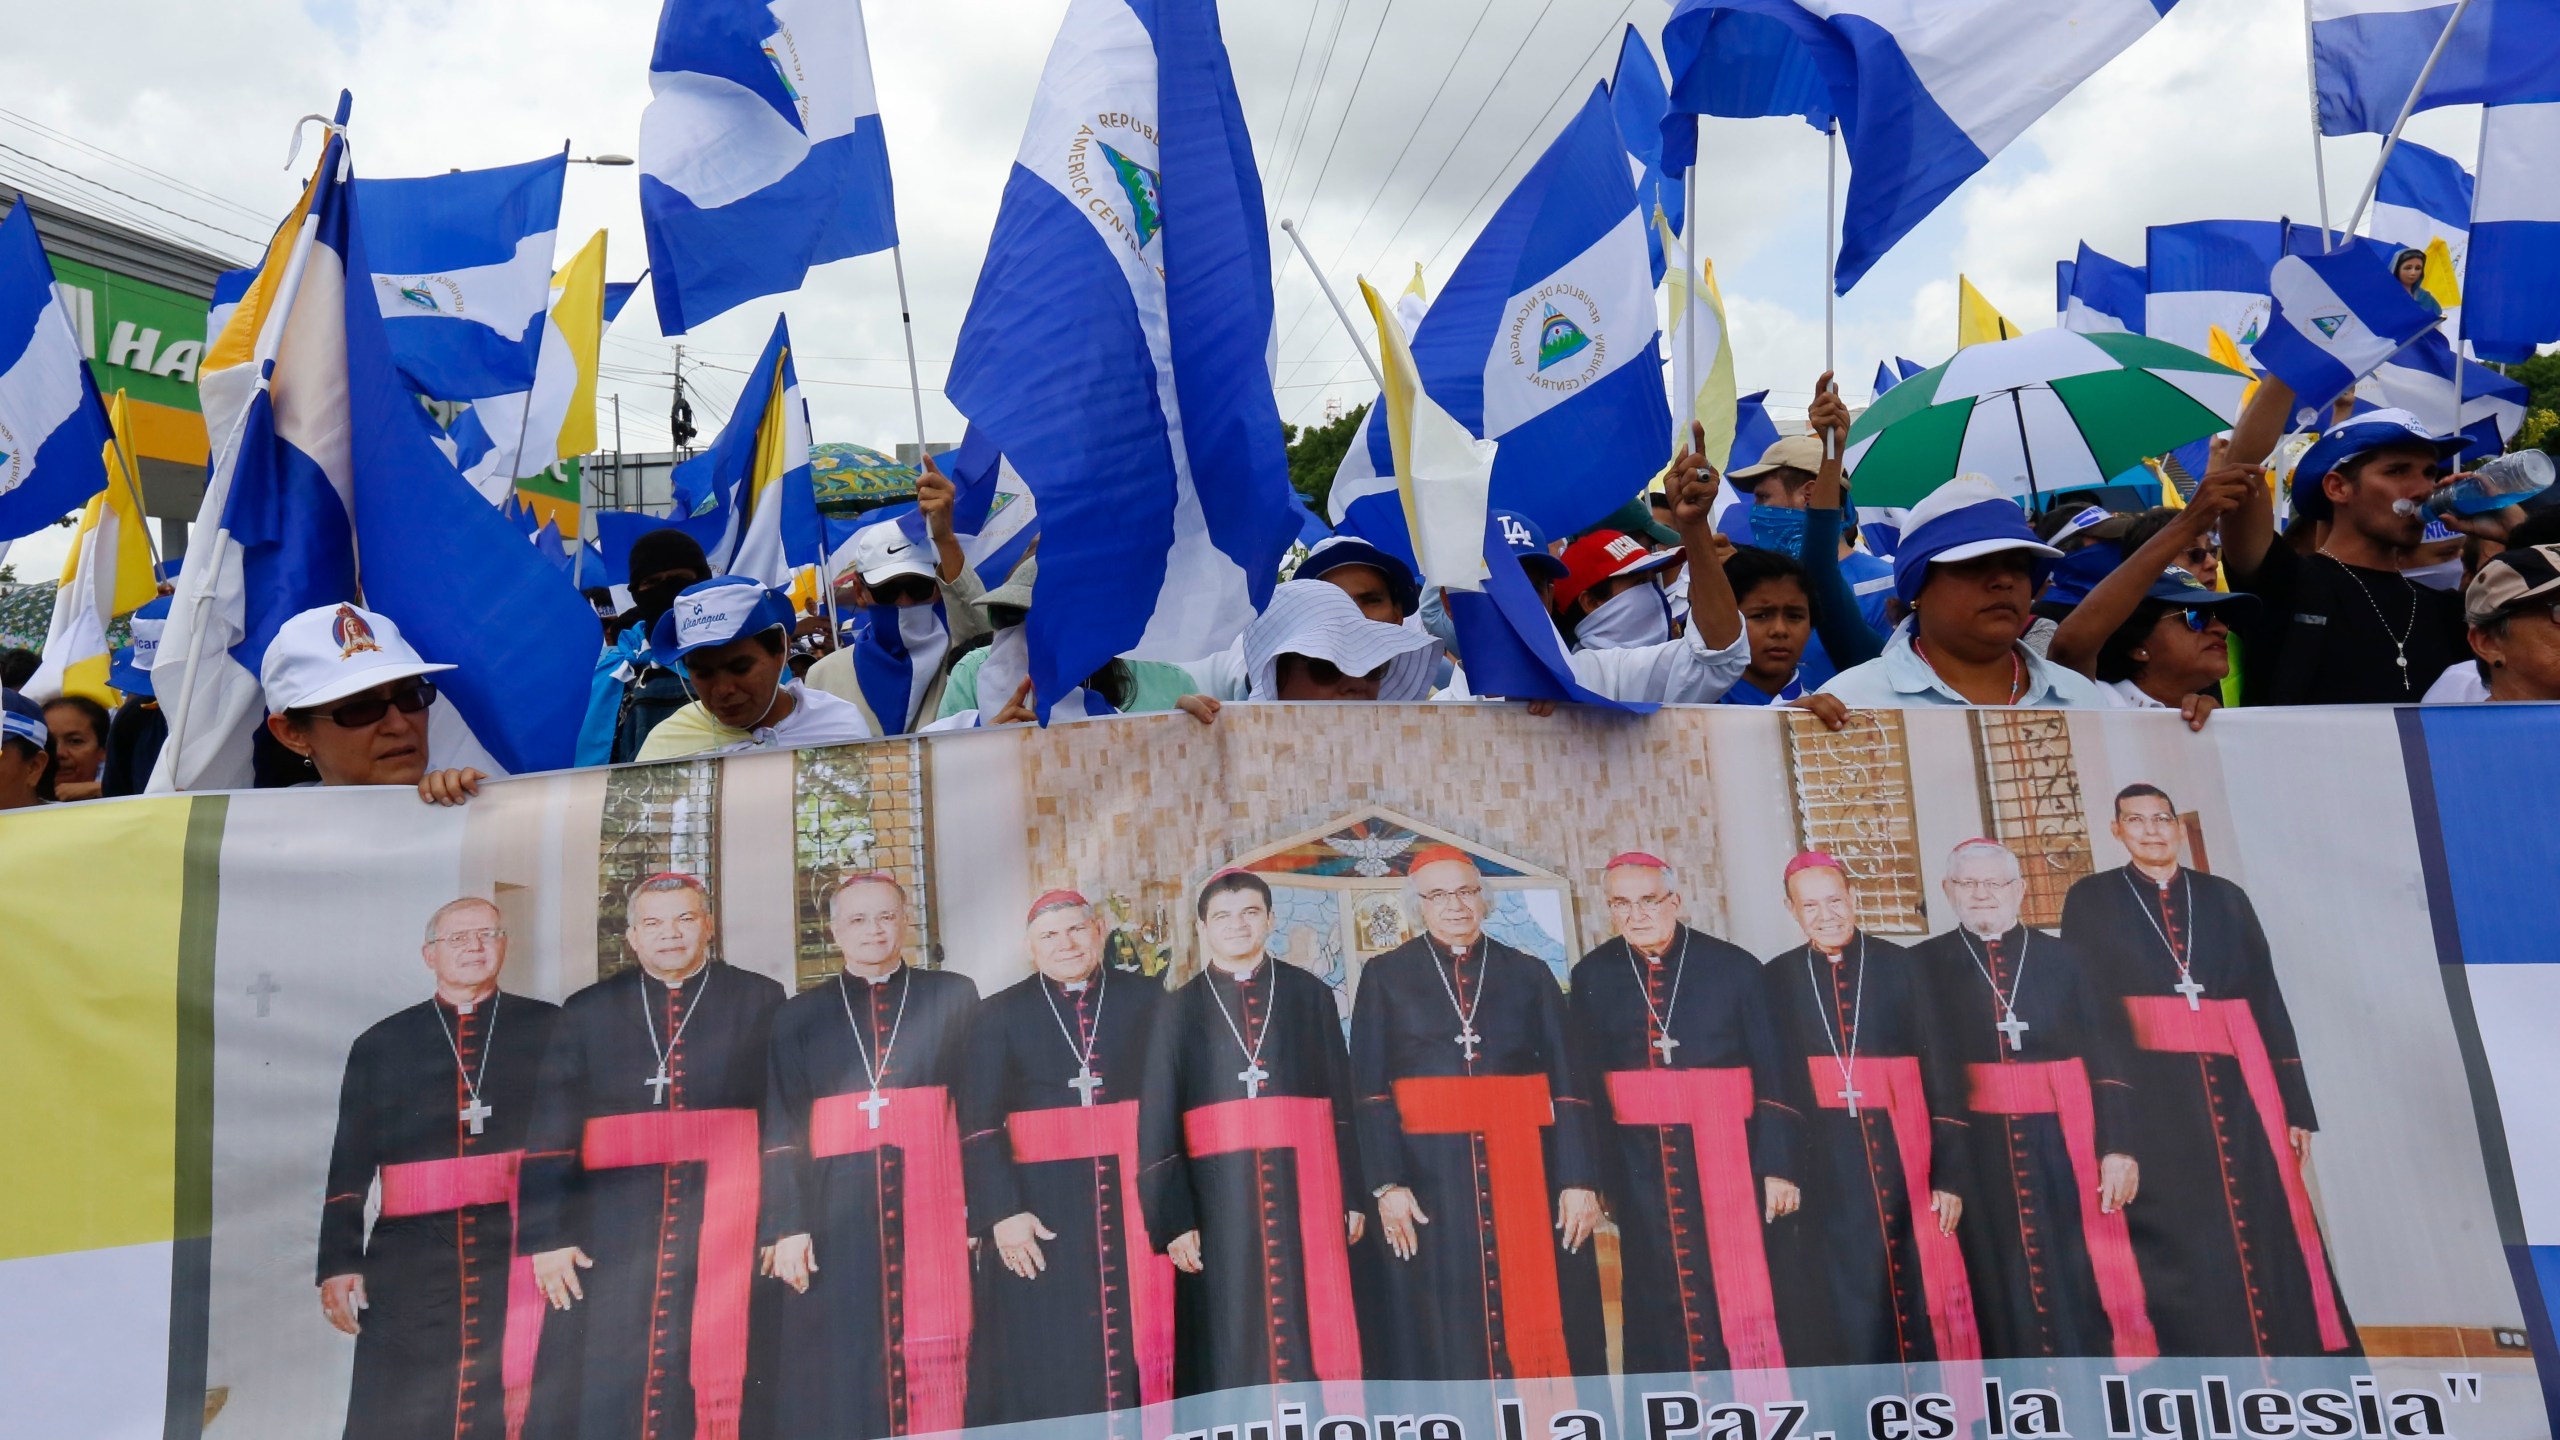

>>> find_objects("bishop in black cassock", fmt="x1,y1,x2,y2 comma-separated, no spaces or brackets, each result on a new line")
1567,854,1798,1378
960,891,1166,1426
1139,869,1366,1397
1915,842,2143,1362
519,876,785,1440
318,900,557,1440
2061,786,2356,1359
762,873,979,1439
1350,848,1607,1382
1760,854,1973,1370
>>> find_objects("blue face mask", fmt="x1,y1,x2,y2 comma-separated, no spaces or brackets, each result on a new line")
1750,505,1809,559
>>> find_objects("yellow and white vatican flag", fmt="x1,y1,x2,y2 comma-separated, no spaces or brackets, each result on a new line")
1661,211,1739,470
25,391,157,704
1360,275,1492,592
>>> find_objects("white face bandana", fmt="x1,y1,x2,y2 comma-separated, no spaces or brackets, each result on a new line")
2405,556,2466,592
1575,580,1673,650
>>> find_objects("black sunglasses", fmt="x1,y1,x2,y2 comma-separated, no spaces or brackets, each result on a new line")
304,679,437,729
871,575,938,607
1294,656,1384,686
2177,607,2222,634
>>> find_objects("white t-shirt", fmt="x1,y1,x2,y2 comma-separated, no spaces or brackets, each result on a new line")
2422,662,2490,704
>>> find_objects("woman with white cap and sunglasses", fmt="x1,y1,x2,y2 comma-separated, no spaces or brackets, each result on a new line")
634,577,875,760
258,602,493,806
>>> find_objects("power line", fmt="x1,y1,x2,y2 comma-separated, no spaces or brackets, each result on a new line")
0,141,267,250
1252,0,1331,170
1266,0,1362,223
1268,0,1566,366
0,107,277,225
1307,0,1501,273
1287,0,1400,230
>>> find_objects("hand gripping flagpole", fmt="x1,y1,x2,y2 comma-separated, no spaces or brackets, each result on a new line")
2340,0,2476,243
1278,219,1387,394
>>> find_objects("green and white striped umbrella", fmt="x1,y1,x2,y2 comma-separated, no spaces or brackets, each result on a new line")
1841,329,2251,510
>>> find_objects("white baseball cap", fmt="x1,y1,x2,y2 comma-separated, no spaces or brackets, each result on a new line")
259,603,455,713
849,520,937,587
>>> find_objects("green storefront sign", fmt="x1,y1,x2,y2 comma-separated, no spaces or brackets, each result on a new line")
48,255,211,415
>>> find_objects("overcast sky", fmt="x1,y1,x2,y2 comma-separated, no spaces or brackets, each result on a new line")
0,0,2489,580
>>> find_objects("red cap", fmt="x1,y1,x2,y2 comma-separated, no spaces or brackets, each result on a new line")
1552,530,1677,611
1604,851,1673,878
1407,844,1476,876
1782,851,1844,883
1026,889,1091,923
633,871,707,894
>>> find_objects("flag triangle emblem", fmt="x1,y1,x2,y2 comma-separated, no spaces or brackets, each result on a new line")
2310,314,2349,339
1537,304,1592,372
1099,143,1162,248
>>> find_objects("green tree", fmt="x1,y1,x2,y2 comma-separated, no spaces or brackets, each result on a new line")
2500,354,2560,456
1282,403,1367,510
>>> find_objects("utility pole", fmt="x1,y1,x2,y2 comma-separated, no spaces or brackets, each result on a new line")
669,344,696,455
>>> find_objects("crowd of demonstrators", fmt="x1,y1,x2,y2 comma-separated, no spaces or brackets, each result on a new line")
9,358,2559,817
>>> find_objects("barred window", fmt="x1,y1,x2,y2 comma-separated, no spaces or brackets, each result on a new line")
595,759,721,980
1784,709,1929,934
1971,710,2094,928
793,742,931,991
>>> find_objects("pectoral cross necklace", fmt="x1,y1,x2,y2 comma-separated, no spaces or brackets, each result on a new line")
1039,966,1109,1106
641,967,713,1105
1957,927,2034,1053
1801,936,1868,1116
1203,962,1275,1099
836,968,911,1129
2125,869,2206,1010
1622,927,1692,1066
1426,938,1487,1066
433,993,500,1136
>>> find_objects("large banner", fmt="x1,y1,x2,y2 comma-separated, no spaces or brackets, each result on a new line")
5,704,2558,1440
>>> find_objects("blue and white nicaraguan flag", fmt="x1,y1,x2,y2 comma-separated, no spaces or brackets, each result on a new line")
1330,84,1667,546
1658,0,2178,293
1607,23,1682,283
2058,242,2148,335
0,199,113,542
2250,247,2442,428
2311,0,2560,135
2463,101,2560,365
2368,137,2474,269
893,426,1039,589
666,315,819,586
640,0,899,335
150,95,601,792
353,152,565,400
2358,329,2527,461
945,0,1299,722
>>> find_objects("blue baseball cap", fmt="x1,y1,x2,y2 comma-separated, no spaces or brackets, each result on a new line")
109,595,173,698
649,577,797,666
1298,535,1420,616
1492,509,1566,582
2143,566,2261,626
1891,475,2062,605
2289,409,2466,522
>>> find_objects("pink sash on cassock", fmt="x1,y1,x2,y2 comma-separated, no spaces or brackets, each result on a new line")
1605,1067,1789,1397
2122,997,2349,1352
808,1086,971,1435
1005,1101,1176,1415
1390,1073,1573,1380
580,1109,762,1440
1805,1056,1983,1365
1184,1096,1364,1415
377,1152,543,1440
1965,1060,2158,1363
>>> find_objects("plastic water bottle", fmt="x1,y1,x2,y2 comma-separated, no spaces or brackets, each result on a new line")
2405,449,2557,519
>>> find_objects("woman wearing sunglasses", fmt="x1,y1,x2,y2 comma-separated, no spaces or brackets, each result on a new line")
2045,449,2263,730
258,603,490,805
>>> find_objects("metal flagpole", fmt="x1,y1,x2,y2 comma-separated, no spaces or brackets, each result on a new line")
889,245,931,458
2305,0,2336,249
500,138,574,495
105,390,165,585
1278,219,1387,392
1824,121,1840,459
2340,0,2476,241
1683,160,1700,450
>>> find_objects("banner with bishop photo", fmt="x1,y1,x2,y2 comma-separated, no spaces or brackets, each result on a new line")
5,703,2560,1440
